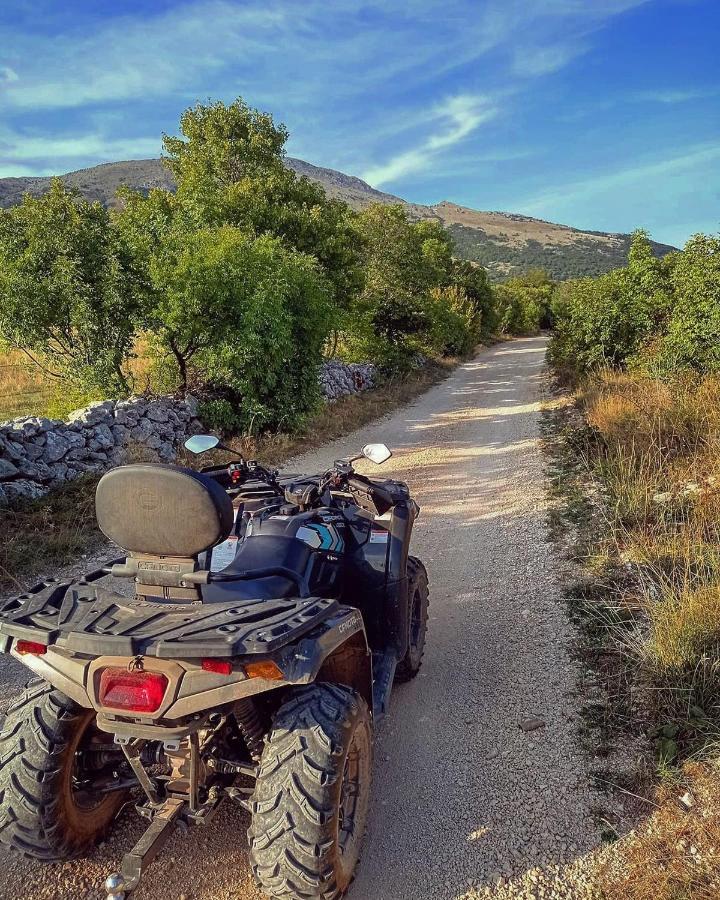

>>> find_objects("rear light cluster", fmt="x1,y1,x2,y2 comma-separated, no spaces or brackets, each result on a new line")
99,668,168,713
90,657,286,715
201,658,232,675
15,640,47,655
201,658,283,680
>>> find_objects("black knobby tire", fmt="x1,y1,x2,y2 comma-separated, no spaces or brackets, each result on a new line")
395,555,429,682
249,683,372,900
0,678,127,860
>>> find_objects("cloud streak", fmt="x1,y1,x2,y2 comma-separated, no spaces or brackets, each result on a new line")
518,142,720,213
362,96,497,186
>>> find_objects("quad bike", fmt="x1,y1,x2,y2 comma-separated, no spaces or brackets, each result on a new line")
0,436,429,900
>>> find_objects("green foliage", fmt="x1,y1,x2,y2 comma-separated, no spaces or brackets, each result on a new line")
160,98,362,307
0,97,499,435
493,268,554,335
644,235,720,375
550,229,719,378
345,204,488,370
425,285,481,356
0,180,142,394
450,259,496,335
146,226,332,432
346,205,432,370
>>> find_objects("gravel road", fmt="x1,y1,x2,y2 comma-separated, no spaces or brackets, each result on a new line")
0,335,600,900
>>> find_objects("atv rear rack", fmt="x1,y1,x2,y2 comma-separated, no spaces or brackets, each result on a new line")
0,567,338,657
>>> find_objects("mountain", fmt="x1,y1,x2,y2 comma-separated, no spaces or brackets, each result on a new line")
0,157,676,280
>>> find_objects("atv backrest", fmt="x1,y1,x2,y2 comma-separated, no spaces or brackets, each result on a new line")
96,464,234,557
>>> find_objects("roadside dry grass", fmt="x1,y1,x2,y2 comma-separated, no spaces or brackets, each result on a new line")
0,475,102,591
544,367,720,899
0,356,460,591
601,761,720,900
0,350,55,419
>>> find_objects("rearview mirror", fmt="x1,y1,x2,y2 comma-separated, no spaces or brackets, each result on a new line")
184,434,220,455
362,443,392,465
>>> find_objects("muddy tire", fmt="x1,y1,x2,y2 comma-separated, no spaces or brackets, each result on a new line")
249,683,372,899
0,679,127,860
395,556,429,682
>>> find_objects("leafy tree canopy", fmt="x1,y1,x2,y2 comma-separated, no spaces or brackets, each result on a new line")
0,179,142,394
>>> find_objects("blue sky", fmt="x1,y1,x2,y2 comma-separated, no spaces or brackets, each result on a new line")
0,0,718,247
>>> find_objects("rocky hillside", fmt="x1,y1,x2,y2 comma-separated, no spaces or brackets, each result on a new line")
0,157,676,280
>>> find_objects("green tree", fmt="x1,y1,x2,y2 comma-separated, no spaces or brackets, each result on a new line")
550,231,674,374
451,259,496,335
425,284,481,356
159,98,362,306
147,226,332,431
0,180,142,394
648,234,720,373
493,269,554,335
347,205,431,369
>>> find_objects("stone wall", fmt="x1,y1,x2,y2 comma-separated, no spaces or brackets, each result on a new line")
319,361,376,401
0,360,377,505
0,396,201,505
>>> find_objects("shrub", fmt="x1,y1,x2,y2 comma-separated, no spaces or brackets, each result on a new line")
493,268,553,335
148,227,333,433
424,285,481,356
643,234,720,375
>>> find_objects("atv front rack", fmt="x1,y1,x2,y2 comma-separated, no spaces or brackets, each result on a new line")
0,567,337,657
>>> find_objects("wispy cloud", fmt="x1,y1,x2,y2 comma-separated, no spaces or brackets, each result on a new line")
0,131,160,163
0,66,19,85
362,95,497,186
516,142,720,218
512,42,588,77
630,87,719,104
0,1,288,111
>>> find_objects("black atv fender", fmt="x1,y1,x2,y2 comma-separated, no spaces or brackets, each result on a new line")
384,499,419,661
279,607,373,714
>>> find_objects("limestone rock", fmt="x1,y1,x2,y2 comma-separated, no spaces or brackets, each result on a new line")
67,400,115,426
3,479,49,502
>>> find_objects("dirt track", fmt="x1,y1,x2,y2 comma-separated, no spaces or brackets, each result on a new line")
0,335,599,899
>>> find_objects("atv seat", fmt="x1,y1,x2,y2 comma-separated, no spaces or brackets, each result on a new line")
96,463,235,602
203,535,313,603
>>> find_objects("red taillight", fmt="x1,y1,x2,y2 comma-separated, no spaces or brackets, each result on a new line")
16,640,47,655
201,658,233,675
99,668,168,713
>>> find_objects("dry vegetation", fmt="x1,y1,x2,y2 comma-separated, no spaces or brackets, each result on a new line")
602,761,720,900
548,368,720,898
0,350,55,419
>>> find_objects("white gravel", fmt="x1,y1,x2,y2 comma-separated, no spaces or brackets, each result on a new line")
0,335,601,900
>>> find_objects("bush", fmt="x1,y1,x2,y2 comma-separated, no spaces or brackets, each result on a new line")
642,235,720,375
150,227,333,433
493,268,553,336
345,204,487,371
424,285,480,356
548,230,720,379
